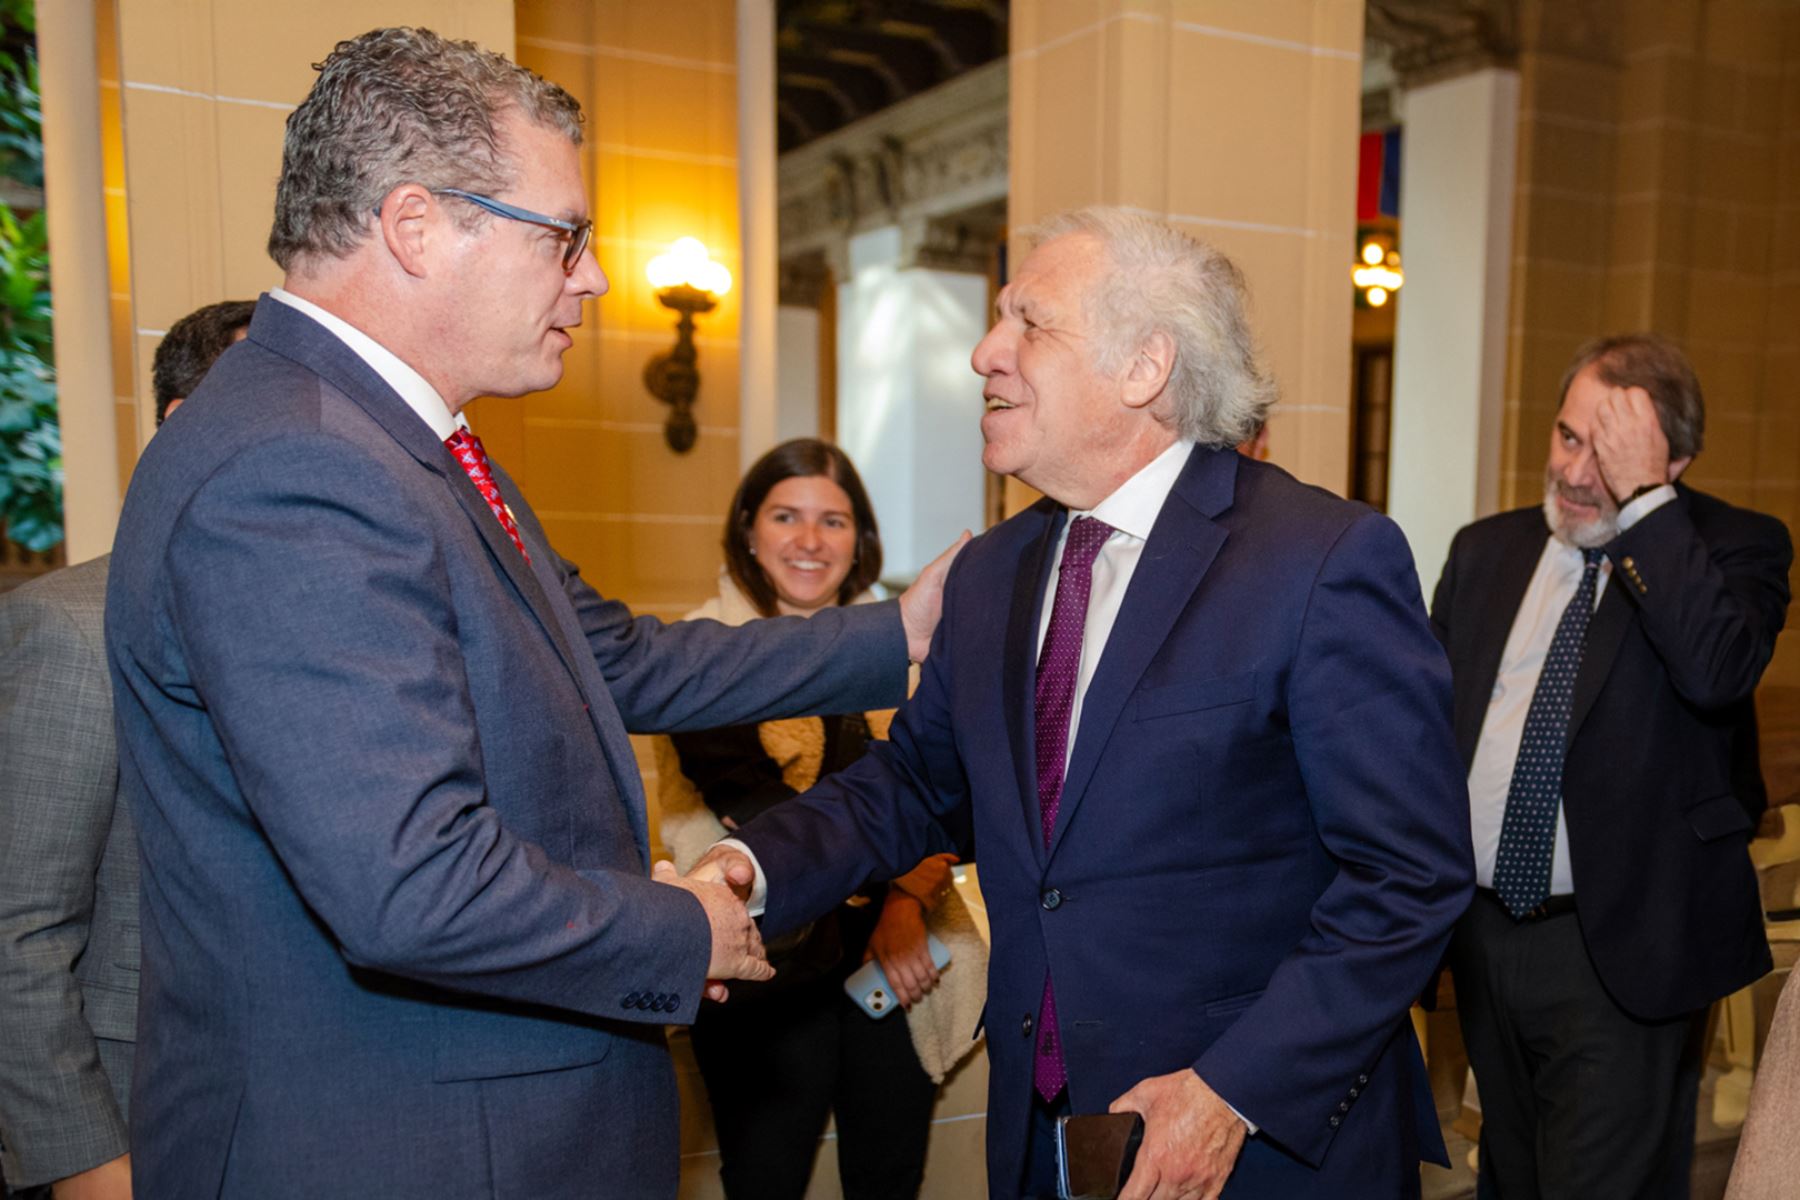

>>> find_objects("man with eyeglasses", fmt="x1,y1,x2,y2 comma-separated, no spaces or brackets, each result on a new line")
103,27,955,1199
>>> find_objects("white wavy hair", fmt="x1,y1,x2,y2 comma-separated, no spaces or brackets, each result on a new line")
1021,207,1276,448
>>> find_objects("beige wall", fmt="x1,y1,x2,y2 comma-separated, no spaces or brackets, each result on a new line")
1502,0,1800,683
1008,0,1365,503
497,0,743,624
104,0,514,500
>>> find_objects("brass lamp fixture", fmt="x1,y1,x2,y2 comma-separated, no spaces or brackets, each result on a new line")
643,237,732,453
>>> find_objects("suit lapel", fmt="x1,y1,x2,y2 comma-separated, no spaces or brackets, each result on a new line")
1569,493,1691,739
1006,503,1063,869
1456,521,1544,762
1568,572,1633,743
1047,448,1232,862
248,298,618,801
494,468,656,863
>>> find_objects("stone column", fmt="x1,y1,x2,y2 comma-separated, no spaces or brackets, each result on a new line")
1385,67,1520,589
735,0,779,471
1368,0,1535,591
836,225,989,579
1008,0,1365,503
37,0,118,562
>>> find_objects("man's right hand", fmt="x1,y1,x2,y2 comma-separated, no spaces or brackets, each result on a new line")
51,1154,132,1199
651,860,773,1002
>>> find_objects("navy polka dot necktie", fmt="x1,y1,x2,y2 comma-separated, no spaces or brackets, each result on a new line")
1493,547,1604,919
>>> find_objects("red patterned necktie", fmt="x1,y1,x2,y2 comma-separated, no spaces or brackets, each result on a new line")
1032,515,1114,1102
444,429,530,563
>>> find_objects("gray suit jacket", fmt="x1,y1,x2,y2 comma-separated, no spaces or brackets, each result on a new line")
105,295,909,1198
0,555,138,1189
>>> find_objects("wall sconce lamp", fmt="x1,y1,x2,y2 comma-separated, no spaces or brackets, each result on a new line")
643,237,732,453
1353,237,1404,308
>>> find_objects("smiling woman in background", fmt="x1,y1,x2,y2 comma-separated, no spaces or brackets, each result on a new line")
655,438,974,1200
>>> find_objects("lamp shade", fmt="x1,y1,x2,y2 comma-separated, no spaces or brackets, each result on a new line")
646,237,732,296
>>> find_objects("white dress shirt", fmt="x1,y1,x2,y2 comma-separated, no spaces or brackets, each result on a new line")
1466,486,1675,893
1036,439,1194,768
267,288,465,438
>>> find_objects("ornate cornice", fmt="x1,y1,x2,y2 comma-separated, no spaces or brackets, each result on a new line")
779,59,1007,269
1366,0,1520,88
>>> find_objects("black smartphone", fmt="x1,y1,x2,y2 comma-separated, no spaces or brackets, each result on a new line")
1055,1111,1145,1200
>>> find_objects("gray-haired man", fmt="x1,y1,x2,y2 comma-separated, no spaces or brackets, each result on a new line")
701,207,1473,1199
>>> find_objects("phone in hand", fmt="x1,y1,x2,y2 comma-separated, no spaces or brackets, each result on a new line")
1056,1112,1145,1200
842,932,951,1018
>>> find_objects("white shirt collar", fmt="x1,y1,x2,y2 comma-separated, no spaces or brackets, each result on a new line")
267,288,465,440
1077,440,1195,541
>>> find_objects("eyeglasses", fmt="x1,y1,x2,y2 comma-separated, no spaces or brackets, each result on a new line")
432,188,594,274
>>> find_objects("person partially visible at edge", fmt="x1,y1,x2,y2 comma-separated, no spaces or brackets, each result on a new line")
0,298,252,1200
102,27,959,1199
657,437,978,1200
1431,332,1790,1198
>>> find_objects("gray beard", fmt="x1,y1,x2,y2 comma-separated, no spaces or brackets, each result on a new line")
1542,486,1618,548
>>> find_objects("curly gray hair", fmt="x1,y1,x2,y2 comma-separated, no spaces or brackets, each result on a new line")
268,26,584,271
1022,207,1276,448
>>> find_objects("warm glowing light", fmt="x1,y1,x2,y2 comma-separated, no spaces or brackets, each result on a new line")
1361,241,1385,266
1366,286,1389,307
1352,264,1405,293
646,237,732,296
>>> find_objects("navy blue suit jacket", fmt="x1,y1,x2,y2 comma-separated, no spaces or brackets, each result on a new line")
1432,490,1788,1020
104,297,908,1198
740,446,1474,1196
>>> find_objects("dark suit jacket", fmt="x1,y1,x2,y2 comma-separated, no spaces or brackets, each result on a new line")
1430,488,1791,1020
0,556,137,1188
740,447,1475,1197
104,296,909,1198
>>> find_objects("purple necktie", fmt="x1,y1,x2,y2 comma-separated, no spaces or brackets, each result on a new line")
1032,515,1114,1102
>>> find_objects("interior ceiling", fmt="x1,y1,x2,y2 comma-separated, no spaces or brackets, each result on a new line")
776,0,1008,154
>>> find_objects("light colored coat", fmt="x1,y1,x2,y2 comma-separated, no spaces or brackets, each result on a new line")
1725,973,1800,1200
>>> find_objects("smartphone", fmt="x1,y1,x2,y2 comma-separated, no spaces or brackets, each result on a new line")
843,932,951,1018
1056,1112,1145,1200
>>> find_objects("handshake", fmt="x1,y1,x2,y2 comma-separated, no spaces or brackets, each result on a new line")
651,844,769,1003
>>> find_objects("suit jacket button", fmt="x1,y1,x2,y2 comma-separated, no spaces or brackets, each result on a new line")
1041,888,1063,911
1357,1074,1369,1085
668,993,681,1010
1329,1115,1341,1128
1022,1013,1035,1038
1338,1101,1350,1113
623,992,640,1009
1348,1088,1359,1099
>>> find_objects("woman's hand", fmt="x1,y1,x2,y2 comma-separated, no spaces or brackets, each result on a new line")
866,854,959,1008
